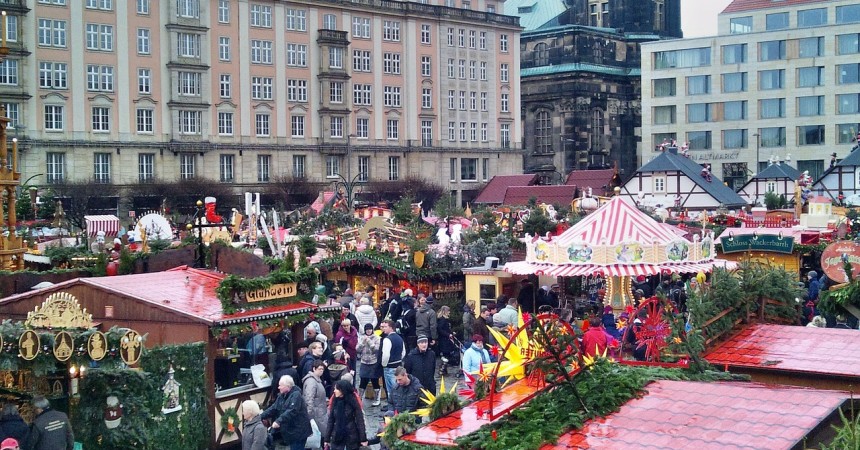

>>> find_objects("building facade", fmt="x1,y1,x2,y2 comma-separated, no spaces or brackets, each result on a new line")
514,0,681,183
4,0,523,209
641,0,860,190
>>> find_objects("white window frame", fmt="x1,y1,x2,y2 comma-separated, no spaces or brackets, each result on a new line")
218,0,230,23
138,68,151,94
137,108,154,133
653,176,666,193
219,37,230,61
44,105,64,131
92,106,110,132
389,156,400,180
219,74,231,98
255,113,270,137
39,62,67,89
220,154,235,182
137,28,150,55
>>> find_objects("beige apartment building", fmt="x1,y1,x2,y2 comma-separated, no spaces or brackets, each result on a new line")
641,0,860,190
2,0,522,207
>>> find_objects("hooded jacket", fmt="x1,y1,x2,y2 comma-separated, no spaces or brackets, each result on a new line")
354,303,378,331
415,304,438,341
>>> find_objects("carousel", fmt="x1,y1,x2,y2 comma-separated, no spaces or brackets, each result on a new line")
503,195,736,309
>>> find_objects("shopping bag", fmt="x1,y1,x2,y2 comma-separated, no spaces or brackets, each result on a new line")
306,418,322,449
251,364,272,388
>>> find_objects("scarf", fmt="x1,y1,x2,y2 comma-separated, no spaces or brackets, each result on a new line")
472,343,488,363
332,397,350,444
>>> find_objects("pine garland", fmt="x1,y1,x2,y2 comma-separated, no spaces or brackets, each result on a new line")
215,267,318,314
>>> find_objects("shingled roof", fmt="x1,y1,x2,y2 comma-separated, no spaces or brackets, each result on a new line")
638,150,747,207
473,174,539,204
752,162,800,180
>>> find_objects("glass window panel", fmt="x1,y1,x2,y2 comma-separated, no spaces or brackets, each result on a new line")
724,100,747,120
765,12,789,30
653,106,675,125
723,129,747,149
653,78,676,97
797,67,823,87
759,40,786,61
836,5,860,24
759,98,786,119
798,37,823,57
798,125,825,145
797,8,826,28
838,34,860,55
838,94,860,114
722,72,746,93
722,44,747,64
687,75,710,95
730,16,752,34
797,96,824,116
760,127,786,147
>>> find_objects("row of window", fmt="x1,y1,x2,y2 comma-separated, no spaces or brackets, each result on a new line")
447,90,509,112
44,150,495,186
653,64,860,98
31,104,509,147
729,4,860,34
654,93,860,125
655,34,860,70
44,152,412,185
652,124,859,152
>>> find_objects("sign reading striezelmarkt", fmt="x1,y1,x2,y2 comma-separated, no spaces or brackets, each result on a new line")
720,234,795,254
246,283,298,303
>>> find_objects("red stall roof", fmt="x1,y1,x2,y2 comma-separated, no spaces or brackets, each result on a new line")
473,174,539,204
704,324,860,379
1,266,335,326
541,380,847,449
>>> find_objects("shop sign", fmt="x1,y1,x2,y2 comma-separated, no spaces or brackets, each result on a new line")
721,234,794,254
246,283,297,303
821,241,860,284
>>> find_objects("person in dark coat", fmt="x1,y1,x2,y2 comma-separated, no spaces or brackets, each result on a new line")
29,396,73,450
472,306,492,346
240,400,267,450
398,296,418,352
389,367,423,418
333,305,360,337
270,351,299,404
299,342,331,392
517,279,536,313
324,379,368,450
261,375,313,450
0,404,28,450
436,306,458,374
403,336,436,401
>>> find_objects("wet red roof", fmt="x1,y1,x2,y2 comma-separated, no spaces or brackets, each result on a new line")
564,169,616,195
503,185,578,206
473,174,539,204
541,380,847,450
703,324,860,378
80,266,335,325
723,0,831,14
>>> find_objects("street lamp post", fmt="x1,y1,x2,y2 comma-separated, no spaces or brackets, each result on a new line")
334,134,359,213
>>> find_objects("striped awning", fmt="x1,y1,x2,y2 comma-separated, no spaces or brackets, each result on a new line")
84,215,120,237
504,260,737,278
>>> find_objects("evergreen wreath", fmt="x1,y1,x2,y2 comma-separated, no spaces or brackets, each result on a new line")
220,406,240,436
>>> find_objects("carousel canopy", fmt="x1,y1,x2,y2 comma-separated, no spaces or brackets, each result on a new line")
554,196,679,247
504,196,736,277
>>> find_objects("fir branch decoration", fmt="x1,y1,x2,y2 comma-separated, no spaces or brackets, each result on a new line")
215,267,318,314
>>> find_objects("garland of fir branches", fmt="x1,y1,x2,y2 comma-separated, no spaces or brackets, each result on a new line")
315,251,458,280
215,267,318,314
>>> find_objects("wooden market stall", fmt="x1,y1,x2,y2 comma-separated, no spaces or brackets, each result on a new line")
0,265,338,449
316,251,464,307
716,226,833,276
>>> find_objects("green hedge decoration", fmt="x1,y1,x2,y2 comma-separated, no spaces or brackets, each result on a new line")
73,342,209,450
315,251,457,280
216,267,318,314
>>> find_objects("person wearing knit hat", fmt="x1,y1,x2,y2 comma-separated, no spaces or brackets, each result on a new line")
0,438,19,450
356,322,383,406
404,334,436,398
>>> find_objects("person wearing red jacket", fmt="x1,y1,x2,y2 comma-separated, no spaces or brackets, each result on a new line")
580,317,608,358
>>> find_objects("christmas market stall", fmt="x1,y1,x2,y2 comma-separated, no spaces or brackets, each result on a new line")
0,265,338,449
503,196,737,310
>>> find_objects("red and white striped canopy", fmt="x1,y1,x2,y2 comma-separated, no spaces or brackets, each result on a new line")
503,260,737,277
554,196,681,247
85,215,120,237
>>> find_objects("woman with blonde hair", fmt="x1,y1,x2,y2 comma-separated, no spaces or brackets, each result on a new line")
240,400,266,450
437,305,459,375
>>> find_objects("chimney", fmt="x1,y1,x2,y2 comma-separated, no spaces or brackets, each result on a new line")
667,146,678,155
484,257,499,269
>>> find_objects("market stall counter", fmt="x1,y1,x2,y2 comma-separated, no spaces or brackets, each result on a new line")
0,265,339,449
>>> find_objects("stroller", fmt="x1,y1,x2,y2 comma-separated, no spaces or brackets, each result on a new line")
438,334,463,376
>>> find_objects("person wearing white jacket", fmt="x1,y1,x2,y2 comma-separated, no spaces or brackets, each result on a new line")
354,297,378,332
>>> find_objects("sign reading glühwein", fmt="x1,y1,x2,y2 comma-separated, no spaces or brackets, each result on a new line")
720,234,795,254
246,283,298,303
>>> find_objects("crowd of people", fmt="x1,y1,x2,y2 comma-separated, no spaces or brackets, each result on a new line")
249,288,467,450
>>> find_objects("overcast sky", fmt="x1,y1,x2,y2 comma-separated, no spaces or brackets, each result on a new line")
681,0,733,38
